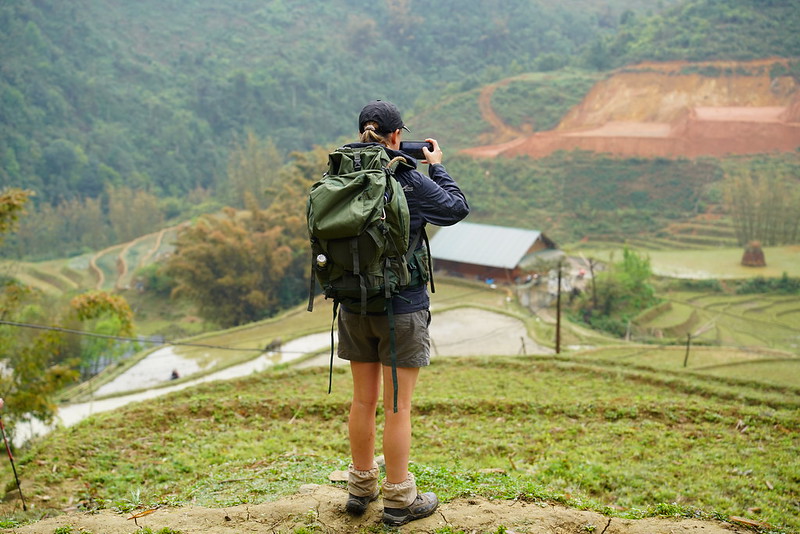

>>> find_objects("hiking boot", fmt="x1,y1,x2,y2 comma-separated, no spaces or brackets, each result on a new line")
345,490,379,515
346,463,379,515
383,492,439,526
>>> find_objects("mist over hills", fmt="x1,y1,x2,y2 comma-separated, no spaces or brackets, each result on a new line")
3,0,797,209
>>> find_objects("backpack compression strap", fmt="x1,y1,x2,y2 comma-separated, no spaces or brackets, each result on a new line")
328,300,339,394
423,228,435,294
384,228,426,414
351,237,369,316
385,262,400,414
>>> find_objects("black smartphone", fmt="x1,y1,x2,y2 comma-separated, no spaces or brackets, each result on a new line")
399,141,433,161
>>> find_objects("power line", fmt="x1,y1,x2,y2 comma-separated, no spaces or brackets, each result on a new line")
0,320,274,353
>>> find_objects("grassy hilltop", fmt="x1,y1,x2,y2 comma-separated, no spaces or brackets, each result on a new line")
1,281,799,532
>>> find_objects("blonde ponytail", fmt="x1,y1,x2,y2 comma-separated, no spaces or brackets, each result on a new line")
360,122,390,145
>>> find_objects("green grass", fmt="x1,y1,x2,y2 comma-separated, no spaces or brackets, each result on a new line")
573,344,800,392
4,277,800,532
410,88,488,151
5,355,799,532
490,71,603,132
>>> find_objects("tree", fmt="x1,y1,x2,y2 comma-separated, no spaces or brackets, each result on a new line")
107,186,165,243
573,247,659,337
68,291,135,379
164,207,292,327
164,147,320,326
0,298,79,429
263,147,325,308
226,130,283,210
724,165,800,246
0,190,136,436
0,288,135,432
3,195,114,259
0,188,33,238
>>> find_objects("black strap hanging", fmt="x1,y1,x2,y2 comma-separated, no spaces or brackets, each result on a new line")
387,293,399,414
307,252,317,312
328,300,339,394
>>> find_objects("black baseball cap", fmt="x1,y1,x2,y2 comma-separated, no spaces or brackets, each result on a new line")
358,100,411,134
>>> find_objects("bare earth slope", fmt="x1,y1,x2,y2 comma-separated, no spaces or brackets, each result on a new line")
463,59,800,159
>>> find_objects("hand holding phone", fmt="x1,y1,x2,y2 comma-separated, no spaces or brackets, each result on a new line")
399,141,433,161
400,139,442,165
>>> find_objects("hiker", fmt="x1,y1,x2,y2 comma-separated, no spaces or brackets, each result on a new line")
340,100,469,526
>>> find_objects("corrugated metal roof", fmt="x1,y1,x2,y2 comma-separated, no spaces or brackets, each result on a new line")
429,222,545,269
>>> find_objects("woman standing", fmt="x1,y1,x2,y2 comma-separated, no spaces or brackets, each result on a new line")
339,100,469,526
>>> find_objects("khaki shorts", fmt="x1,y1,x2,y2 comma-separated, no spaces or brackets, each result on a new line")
337,308,431,367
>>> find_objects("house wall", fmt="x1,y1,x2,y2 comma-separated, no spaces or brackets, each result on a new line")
528,241,548,254
432,235,558,283
433,259,521,282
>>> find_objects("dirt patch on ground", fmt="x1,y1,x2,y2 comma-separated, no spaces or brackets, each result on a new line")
463,59,800,159
5,484,748,534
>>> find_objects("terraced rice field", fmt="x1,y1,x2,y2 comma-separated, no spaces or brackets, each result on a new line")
634,292,800,360
572,344,800,390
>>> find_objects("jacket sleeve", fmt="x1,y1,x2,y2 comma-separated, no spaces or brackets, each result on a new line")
413,163,470,227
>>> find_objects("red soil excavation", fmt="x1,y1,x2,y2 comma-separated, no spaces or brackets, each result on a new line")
463,59,800,159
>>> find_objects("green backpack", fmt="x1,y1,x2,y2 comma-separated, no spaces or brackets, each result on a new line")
306,144,430,410
307,144,412,314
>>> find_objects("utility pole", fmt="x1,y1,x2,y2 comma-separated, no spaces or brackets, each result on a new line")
556,262,562,354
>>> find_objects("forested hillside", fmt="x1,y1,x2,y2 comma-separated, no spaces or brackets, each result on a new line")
1,0,798,262
0,0,675,207
603,0,800,68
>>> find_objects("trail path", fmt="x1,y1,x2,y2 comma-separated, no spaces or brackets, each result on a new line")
88,245,113,290
477,75,530,143
137,225,176,266
114,233,147,290
87,225,180,291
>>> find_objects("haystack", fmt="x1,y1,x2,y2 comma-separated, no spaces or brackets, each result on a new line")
741,241,766,267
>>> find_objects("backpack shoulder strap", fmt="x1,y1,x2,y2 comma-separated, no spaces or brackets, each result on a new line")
423,227,434,293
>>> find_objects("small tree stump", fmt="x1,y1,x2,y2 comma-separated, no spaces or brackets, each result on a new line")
741,241,766,267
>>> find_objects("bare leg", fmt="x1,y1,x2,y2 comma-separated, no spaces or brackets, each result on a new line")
349,361,382,470
382,365,420,484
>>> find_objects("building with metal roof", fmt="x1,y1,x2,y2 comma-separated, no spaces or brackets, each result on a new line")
429,222,562,282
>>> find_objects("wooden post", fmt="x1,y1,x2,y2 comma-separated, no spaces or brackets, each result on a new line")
683,333,692,367
556,263,562,354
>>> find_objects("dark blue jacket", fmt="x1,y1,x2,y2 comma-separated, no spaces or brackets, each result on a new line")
343,143,470,314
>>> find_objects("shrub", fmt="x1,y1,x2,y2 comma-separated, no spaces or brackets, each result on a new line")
735,273,800,295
